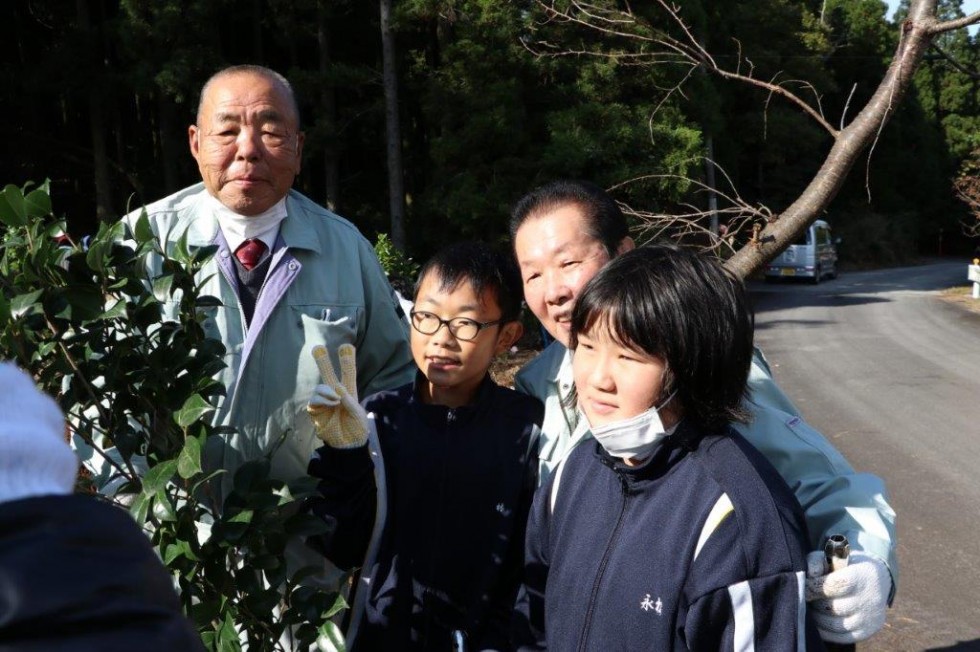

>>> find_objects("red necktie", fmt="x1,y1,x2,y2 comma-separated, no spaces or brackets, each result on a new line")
234,239,267,271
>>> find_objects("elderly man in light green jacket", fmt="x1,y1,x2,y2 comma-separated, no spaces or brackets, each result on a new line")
79,65,413,526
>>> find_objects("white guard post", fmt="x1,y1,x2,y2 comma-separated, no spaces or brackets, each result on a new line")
969,259,980,299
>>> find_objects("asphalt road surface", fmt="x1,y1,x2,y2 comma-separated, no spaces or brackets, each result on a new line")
748,260,980,651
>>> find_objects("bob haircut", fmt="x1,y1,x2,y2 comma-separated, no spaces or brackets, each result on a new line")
569,244,753,434
413,241,524,323
509,180,629,258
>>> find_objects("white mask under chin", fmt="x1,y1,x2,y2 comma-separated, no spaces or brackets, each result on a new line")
209,194,288,244
588,392,678,461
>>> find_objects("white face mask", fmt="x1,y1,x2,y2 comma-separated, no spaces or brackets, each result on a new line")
588,392,677,461
209,194,288,247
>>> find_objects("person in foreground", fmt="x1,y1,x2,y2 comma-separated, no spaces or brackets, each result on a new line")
306,242,543,650
516,246,823,650
511,180,895,645
0,362,204,652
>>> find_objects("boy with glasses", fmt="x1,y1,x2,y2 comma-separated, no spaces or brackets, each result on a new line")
306,242,543,650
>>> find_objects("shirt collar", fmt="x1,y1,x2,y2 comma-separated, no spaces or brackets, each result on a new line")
208,194,287,252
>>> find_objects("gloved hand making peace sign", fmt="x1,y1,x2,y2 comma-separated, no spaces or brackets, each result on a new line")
307,344,369,449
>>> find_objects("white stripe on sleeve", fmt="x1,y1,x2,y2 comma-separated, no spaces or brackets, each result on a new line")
693,493,734,562
796,570,807,650
727,580,756,652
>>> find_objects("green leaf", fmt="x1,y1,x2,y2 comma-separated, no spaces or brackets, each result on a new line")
152,273,175,301
227,508,254,525
177,434,203,479
24,187,52,217
142,459,178,495
133,210,154,244
85,239,109,274
324,592,350,620
0,184,27,227
152,488,177,522
175,393,214,428
174,229,191,264
163,538,198,564
316,621,347,651
10,290,43,318
130,492,151,524
217,611,240,652
101,298,128,320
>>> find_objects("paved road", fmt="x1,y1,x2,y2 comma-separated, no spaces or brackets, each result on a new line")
749,260,980,652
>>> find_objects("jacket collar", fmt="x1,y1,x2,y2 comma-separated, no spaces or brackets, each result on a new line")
410,370,498,428
183,188,322,255
593,418,704,490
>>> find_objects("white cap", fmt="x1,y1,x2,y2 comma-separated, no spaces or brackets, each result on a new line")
0,362,79,504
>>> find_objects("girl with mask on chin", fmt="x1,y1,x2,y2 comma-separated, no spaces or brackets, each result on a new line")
515,245,825,651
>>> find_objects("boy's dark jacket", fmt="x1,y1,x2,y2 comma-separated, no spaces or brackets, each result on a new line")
0,494,204,652
308,372,543,651
516,422,825,651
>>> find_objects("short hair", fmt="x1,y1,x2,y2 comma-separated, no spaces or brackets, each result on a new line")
569,244,754,433
414,242,524,323
509,180,629,257
197,65,300,127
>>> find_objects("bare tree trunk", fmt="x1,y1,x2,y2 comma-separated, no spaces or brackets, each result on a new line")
77,0,114,222
252,0,264,62
158,94,180,194
318,8,340,211
725,1,942,278
380,0,407,251
533,0,979,278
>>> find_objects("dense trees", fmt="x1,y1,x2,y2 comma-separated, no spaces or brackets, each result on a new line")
2,0,978,265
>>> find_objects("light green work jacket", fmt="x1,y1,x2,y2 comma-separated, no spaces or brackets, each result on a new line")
99,184,415,502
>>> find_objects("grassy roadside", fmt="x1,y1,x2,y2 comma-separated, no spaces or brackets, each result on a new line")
940,285,980,315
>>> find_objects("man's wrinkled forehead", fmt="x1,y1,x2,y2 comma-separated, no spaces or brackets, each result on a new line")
198,72,299,126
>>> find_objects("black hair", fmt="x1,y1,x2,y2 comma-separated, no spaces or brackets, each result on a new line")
509,180,629,257
569,244,754,433
413,242,524,323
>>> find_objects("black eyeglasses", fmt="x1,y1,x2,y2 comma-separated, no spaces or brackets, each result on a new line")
409,310,502,342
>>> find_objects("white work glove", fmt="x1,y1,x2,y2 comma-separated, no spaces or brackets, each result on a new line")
805,549,891,644
307,344,369,448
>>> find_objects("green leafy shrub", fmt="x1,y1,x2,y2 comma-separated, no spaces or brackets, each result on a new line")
0,181,347,651
374,233,419,298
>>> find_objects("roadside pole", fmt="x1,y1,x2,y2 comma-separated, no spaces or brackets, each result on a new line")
969,259,980,299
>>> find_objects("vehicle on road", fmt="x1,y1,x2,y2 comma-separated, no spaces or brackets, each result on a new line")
765,219,839,283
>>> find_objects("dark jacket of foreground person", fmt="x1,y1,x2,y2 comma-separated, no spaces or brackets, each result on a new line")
0,494,205,652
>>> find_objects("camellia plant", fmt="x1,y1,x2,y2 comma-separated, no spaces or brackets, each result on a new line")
0,181,347,651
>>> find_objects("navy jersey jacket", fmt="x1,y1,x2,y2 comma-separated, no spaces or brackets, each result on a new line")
309,373,543,651
517,422,825,651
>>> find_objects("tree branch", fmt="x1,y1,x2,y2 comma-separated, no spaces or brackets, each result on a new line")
928,42,980,79
928,10,980,34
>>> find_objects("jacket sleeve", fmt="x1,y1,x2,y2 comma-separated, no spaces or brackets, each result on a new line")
513,458,553,651
306,444,377,571
475,422,542,650
681,511,822,651
683,571,820,651
352,239,415,398
737,349,899,599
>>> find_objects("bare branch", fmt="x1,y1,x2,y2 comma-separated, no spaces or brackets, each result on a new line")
928,10,980,34
528,0,975,277
928,42,980,79
531,0,839,136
